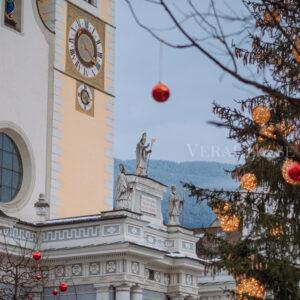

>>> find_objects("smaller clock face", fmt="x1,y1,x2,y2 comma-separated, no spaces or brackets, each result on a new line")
37,0,55,32
69,19,103,78
77,84,93,111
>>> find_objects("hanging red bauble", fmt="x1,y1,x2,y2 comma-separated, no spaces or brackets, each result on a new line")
52,289,59,296
32,250,41,261
288,162,300,182
152,82,170,103
35,273,42,281
59,281,68,292
282,160,300,185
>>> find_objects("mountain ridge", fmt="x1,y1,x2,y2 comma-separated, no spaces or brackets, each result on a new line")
113,159,238,228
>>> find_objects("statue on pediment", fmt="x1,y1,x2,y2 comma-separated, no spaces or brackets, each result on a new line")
168,185,184,225
115,163,132,210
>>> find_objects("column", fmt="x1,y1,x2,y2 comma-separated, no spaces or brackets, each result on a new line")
115,284,131,300
132,285,143,300
95,285,111,300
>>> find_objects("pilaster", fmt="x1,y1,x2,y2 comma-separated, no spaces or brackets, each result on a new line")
115,283,131,300
95,284,111,300
168,294,186,300
132,284,143,300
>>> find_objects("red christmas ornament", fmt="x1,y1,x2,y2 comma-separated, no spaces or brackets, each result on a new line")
35,273,42,281
32,250,41,261
288,162,300,182
59,281,68,292
52,289,59,296
152,82,170,103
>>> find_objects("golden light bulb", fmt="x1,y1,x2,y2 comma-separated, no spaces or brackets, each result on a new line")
292,38,300,63
240,173,257,191
259,125,276,140
220,214,240,232
269,225,284,237
213,202,230,216
275,121,295,137
236,277,265,299
263,10,281,26
252,106,271,125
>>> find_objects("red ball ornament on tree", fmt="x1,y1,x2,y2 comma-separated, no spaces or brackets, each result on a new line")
282,160,300,185
152,82,170,103
32,250,41,261
52,289,59,296
288,162,300,182
59,281,68,292
35,273,42,281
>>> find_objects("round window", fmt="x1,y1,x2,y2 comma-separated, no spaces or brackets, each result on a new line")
0,133,23,203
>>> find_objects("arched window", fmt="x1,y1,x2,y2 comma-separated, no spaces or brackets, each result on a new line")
0,133,23,203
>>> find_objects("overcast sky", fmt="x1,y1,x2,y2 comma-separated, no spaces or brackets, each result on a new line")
114,1,256,164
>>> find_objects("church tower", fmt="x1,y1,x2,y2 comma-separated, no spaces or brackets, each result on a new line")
0,0,115,221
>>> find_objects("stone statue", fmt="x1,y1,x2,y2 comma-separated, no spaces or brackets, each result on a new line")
5,0,16,26
115,164,131,210
136,132,152,176
168,185,184,225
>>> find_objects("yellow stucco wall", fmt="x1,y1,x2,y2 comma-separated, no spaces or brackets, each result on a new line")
100,0,115,26
56,74,113,217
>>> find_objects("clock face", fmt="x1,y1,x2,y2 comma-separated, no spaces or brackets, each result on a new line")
77,84,93,111
68,19,103,78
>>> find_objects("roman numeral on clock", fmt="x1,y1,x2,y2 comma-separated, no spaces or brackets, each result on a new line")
95,62,101,70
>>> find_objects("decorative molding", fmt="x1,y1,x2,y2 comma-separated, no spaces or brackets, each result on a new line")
182,241,194,251
55,265,65,277
145,268,150,279
89,262,100,275
106,260,116,273
154,271,161,283
42,225,101,242
72,263,83,276
164,274,170,285
131,262,140,275
0,227,36,242
103,225,120,236
186,274,193,286
165,240,175,248
145,235,156,245
128,225,141,236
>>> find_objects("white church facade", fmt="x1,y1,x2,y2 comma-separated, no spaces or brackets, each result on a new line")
0,1,234,299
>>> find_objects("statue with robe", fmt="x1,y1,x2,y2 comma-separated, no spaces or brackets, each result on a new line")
168,185,184,225
115,164,131,210
5,0,17,26
136,132,152,176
